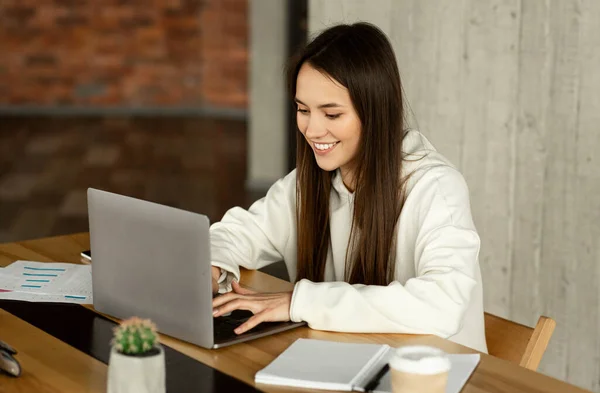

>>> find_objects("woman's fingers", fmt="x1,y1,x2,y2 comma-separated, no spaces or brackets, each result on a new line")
213,298,260,317
232,280,257,295
211,267,221,295
212,292,239,308
212,281,256,307
211,266,221,282
234,310,270,335
212,290,293,332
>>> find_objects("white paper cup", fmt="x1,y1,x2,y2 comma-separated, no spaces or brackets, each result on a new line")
389,346,451,393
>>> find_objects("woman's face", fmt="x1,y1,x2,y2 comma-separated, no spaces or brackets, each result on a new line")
295,63,361,187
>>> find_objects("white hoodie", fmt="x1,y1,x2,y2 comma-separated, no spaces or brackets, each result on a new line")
210,130,488,353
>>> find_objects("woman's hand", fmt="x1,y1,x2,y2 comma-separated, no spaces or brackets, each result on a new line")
212,281,293,335
211,266,221,294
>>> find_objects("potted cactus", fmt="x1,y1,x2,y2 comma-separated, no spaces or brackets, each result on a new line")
107,317,166,393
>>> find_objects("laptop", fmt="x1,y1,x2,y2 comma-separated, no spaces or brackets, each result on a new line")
87,188,305,349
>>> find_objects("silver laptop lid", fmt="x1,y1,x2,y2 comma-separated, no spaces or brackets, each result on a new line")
87,188,214,348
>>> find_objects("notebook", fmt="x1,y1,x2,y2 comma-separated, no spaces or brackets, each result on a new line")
255,338,480,393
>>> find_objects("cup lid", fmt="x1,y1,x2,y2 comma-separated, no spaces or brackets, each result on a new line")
388,345,451,375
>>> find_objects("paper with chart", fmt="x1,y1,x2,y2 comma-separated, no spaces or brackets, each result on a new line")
0,260,92,304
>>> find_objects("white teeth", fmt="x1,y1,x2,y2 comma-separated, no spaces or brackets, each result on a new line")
315,142,337,150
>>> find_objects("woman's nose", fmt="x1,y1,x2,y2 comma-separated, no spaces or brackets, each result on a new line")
304,117,327,140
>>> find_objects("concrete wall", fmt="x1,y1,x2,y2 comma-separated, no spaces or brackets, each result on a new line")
247,0,288,190
309,0,600,391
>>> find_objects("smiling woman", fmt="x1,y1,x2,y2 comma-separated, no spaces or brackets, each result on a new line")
294,64,361,184
209,22,488,354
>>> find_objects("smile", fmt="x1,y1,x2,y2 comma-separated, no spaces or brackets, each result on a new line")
313,142,339,155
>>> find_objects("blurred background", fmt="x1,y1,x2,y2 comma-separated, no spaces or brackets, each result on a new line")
1,0,600,392
0,0,260,242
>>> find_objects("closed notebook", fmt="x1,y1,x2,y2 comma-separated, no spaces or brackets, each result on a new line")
255,338,480,393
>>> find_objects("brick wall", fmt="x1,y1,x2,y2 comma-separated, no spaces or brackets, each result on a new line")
0,0,248,109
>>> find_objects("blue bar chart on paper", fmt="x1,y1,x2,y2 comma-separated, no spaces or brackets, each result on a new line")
0,261,92,304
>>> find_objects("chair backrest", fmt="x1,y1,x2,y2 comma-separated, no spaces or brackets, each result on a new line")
484,312,556,371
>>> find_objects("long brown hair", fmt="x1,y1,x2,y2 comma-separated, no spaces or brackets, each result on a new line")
288,22,408,286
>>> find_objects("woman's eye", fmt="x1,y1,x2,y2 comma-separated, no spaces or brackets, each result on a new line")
325,114,341,119
297,108,309,114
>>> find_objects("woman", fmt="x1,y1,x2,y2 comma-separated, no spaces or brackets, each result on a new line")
210,22,487,353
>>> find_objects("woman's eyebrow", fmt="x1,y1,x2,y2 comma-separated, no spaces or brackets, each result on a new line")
295,98,344,109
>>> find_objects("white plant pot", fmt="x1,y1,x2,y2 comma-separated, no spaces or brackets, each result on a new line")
107,345,166,393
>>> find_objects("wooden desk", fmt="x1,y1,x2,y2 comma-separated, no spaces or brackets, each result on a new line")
0,233,591,393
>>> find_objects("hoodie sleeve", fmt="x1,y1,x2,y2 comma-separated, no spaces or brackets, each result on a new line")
210,170,297,293
289,167,480,338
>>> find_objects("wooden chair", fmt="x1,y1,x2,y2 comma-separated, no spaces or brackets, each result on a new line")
484,312,556,371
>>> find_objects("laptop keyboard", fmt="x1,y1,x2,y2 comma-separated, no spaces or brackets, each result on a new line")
213,309,288,343
213,309,252,342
